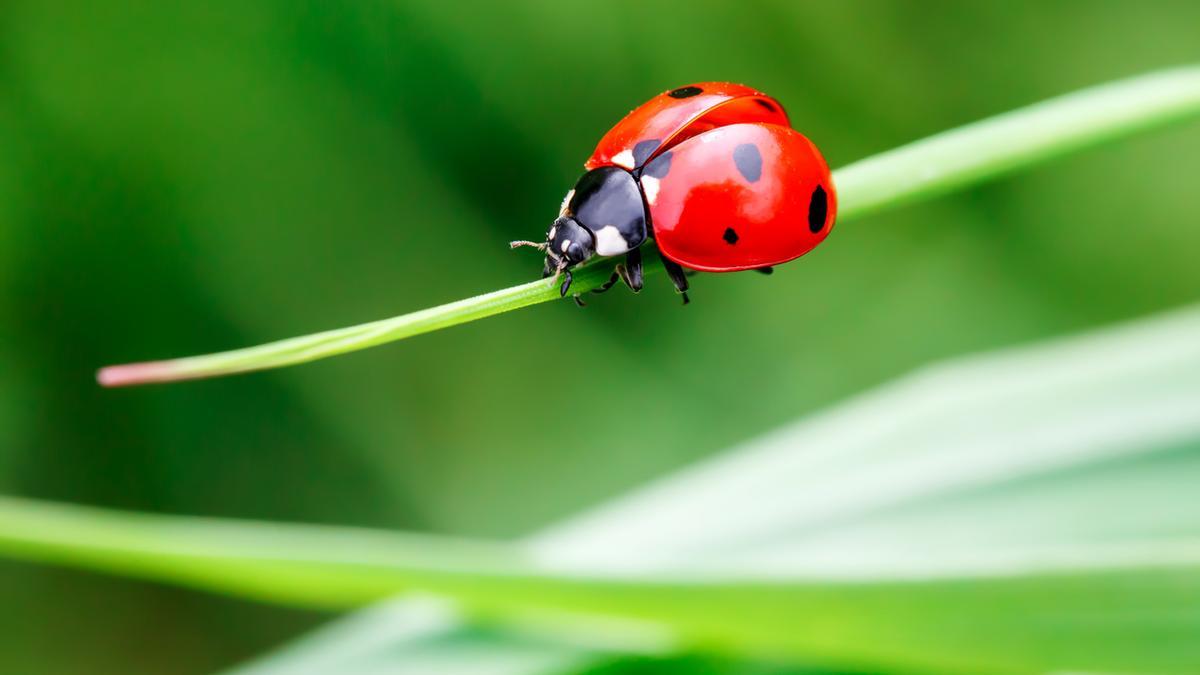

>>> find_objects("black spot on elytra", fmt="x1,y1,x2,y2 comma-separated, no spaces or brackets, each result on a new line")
733,144,762,182
642,151,672,179
808,185,828,233
723,227,739,244
632,139,661,166
668,86,703,98
754,98,776,113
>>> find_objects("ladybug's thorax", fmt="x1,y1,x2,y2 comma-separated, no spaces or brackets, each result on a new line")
563,167,648,258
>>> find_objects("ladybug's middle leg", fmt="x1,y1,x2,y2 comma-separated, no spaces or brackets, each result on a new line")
593,248,644,296
592,271,621,295
616,248,643,293
658,253,691,305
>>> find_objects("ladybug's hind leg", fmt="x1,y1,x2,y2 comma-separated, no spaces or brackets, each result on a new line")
658,253,691,305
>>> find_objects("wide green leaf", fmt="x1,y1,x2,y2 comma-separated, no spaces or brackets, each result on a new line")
227,304,1200,675
4,492,1200,674
6,303,1200,673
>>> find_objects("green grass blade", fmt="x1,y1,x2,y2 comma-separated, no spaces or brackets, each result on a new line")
97,65,1200,387
835,65,1200,220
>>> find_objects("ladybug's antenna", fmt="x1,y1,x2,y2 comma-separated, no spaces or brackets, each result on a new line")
509,240,547,251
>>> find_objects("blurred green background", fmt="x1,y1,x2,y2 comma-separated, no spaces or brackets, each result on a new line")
1,1,1199,673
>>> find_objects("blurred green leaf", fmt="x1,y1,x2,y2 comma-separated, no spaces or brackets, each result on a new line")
222,598,600,675
8,302,1200,673
228,302,1200,675
96,66,1200,387
5,492,1200,674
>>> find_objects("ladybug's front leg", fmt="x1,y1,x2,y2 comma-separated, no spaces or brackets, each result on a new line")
559,269,591,308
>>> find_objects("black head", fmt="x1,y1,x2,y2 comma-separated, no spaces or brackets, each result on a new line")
542,215,595,276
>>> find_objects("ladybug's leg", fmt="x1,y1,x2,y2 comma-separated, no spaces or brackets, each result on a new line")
559,270,574,297
617,248,644,293
594,248,644,295
592,271,621,295
659,253,691,305
756,266,774,275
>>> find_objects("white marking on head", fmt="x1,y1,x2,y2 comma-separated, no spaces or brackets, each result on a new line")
561,239,571,253
594,225,631,256
548,225,557,240
640,176,660,205
559,189,574,217
611,149,635,169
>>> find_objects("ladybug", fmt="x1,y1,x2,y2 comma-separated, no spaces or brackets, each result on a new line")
511,82,835,304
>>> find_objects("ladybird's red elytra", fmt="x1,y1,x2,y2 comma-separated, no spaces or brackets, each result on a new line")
510,82,836,302
586,82,790,172
647,122,835,272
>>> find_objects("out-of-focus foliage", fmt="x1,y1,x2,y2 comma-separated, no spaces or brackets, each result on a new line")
0,2,1198,674
4,302,1200,674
